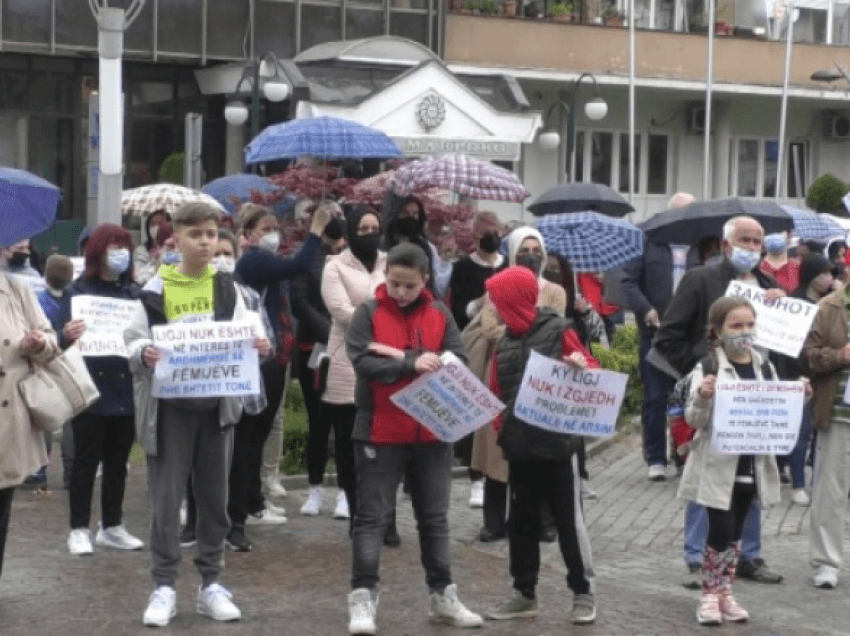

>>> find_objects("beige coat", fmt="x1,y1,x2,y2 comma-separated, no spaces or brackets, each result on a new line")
0,273,60,489
677,347,781,510
803,285,848,431
320,248,387,405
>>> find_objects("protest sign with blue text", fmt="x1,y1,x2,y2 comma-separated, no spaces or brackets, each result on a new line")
513,350,628,438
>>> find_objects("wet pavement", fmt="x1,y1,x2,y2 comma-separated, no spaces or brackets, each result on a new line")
1,431,848,635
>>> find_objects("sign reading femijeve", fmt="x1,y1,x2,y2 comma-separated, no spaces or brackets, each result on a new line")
393,137,521,161
151,320,260,398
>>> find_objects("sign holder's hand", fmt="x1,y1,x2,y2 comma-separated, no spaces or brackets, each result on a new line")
764,288,786,302
644,308,660,328
801,376,813,398
255,338,271,357
143,345,160,369
563,352,588,368
699,374,716,399
63,319,86,343
414,352,442,374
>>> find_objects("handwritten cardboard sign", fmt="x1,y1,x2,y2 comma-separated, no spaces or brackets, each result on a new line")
711,380,805,455
513,350,628,438
390,352,505,442
725,281,818,357
71,295,139,357
151,320,261,398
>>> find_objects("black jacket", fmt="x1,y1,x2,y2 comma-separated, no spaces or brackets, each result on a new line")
653,258,778,376
291,243,332,345
57,275,141,417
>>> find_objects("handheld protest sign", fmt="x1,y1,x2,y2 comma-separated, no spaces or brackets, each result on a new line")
151,320,261,398
725,281,818,358
71,295,139,357
513,350,628,438
711,379,805,455
390,352,505,442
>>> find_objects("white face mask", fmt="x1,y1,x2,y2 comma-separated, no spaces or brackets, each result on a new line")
212,255,235,274
258,232,280,253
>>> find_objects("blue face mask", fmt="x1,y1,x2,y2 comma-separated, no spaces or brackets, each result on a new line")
764,234,787,254
106,248,130,276
729,246,761,274
161,251,183,265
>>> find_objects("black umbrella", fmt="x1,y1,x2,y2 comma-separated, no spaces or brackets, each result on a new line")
527,183,635,218
639,198,794,245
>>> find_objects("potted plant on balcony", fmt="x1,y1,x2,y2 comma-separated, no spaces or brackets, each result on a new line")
551,1,576,22
602,5,625,26
479,0,500,15
503,0,519,16
458,0,475,14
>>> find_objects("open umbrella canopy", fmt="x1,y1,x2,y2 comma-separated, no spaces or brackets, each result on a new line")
245,116,403,164
639,198,794,245
122,184,226,217
528,183,634,218
202,174,296,216
390,155,529,203
0,167,61,248
780,205,845,241
537,212,643,273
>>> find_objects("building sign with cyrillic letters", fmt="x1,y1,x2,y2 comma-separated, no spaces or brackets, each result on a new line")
393,137,521,161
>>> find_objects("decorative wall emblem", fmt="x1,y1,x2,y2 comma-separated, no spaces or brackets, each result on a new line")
416,93,446,131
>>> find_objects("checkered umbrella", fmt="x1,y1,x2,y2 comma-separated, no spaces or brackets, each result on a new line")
781,205,845,241
244,117,403,164
537,212,643,273
346,170,446,206
121,184,226,217
390,155,529,203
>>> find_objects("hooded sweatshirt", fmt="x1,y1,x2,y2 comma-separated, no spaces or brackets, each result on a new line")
160,263,216,322
506,227,566,315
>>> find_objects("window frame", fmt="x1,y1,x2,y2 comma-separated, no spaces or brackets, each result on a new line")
727,136,810,200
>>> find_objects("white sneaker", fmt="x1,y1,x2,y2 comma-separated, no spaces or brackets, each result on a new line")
265,502,287,517
245,508,287,526
96,524,144,550
814,566,838,589
648,464,667,481
581,479,598,500
264,474,288,498
300,486,323,516
143,586,177,627
469,481,484,509
430,583,484,628
348,588,377,635
791,488,810,506
197,583,241,621
334,490,351,519
68,529,93,556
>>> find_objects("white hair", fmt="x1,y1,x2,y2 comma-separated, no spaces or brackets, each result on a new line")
723,216,763,242
667,192,695,210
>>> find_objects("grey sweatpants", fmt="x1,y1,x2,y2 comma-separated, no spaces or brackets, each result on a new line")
147,402,234,588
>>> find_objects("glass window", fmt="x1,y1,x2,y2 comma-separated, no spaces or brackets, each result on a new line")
573,130,585,182
647,134,669,195
255,2,296,59
208,0,252,58
3,0,51,44
55,3,98,48
736,139,758,197
120,0,154,53
763,140,778,198
301,5,342,53
590,131,613,186
346,9,386,40
157,0,203,55
390,12,428,44
0,72,30,110
393,0,429,8
787,142,807,199
28,117,74,220
618,133,641,194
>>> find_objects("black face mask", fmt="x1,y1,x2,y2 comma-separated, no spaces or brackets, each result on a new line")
516,254,542,276
395,216,420,238
324,217,345,241
351,232,381,264
8,253,28,268
542,269,561,284
479,234,500,254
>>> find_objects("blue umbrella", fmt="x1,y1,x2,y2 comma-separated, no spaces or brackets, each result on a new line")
202,174,296,216
780,205,845,241
245,116,402,164
537,211,643,273
0,167,61,248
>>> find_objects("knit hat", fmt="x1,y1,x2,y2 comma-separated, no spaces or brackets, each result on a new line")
485,266,539,335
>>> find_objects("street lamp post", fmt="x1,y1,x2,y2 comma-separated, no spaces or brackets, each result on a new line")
568,74,608,182
776,1,796,201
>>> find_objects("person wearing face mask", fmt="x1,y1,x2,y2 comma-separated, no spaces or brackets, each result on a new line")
759,231,799,293
653,216,785,588
153,222,183,270
507,227,567,315
1,239,40,278
134,209,169,285
383,196,438,293
56,223,144,556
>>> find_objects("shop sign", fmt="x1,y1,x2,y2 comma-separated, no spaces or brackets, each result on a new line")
394,137,521,161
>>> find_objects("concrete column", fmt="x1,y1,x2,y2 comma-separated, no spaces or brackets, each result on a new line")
712,102,732,199
15,116,28,170
225,123,246,175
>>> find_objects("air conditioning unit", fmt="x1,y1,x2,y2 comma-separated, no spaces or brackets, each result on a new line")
823,113,850,140
687,106,707,133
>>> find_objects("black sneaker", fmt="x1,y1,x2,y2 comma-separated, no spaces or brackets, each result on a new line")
225,527,252,552
478,527,507,543
179,525,196,549
540,526,557,543
738,558,782,584
383,526,401,548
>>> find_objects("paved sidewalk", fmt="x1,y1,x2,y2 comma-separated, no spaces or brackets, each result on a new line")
1,432,847,635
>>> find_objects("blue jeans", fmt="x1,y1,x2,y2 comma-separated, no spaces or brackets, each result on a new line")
788,404,812,489
683,499,761,564
351,442,453,593
640,331,675,467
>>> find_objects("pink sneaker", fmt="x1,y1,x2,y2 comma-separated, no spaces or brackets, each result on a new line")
696,593,722,625
719,592,749,622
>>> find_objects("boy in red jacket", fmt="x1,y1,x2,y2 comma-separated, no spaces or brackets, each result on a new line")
344,243,483,635
484,266,600,625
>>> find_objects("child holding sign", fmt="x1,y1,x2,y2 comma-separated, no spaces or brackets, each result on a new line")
344,243,482,635
482,266,599,625
678,296,809,625
125,203,269,628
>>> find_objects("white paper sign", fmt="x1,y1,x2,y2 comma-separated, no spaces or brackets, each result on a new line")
10,273,46,296
711,380,806,454
71,295,139,357
725,281,819,358
390,352,505,443
71,257,85,280
151,320,261,398
513,350,628,438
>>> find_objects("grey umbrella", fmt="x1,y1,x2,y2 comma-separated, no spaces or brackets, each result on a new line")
527,183,634,218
